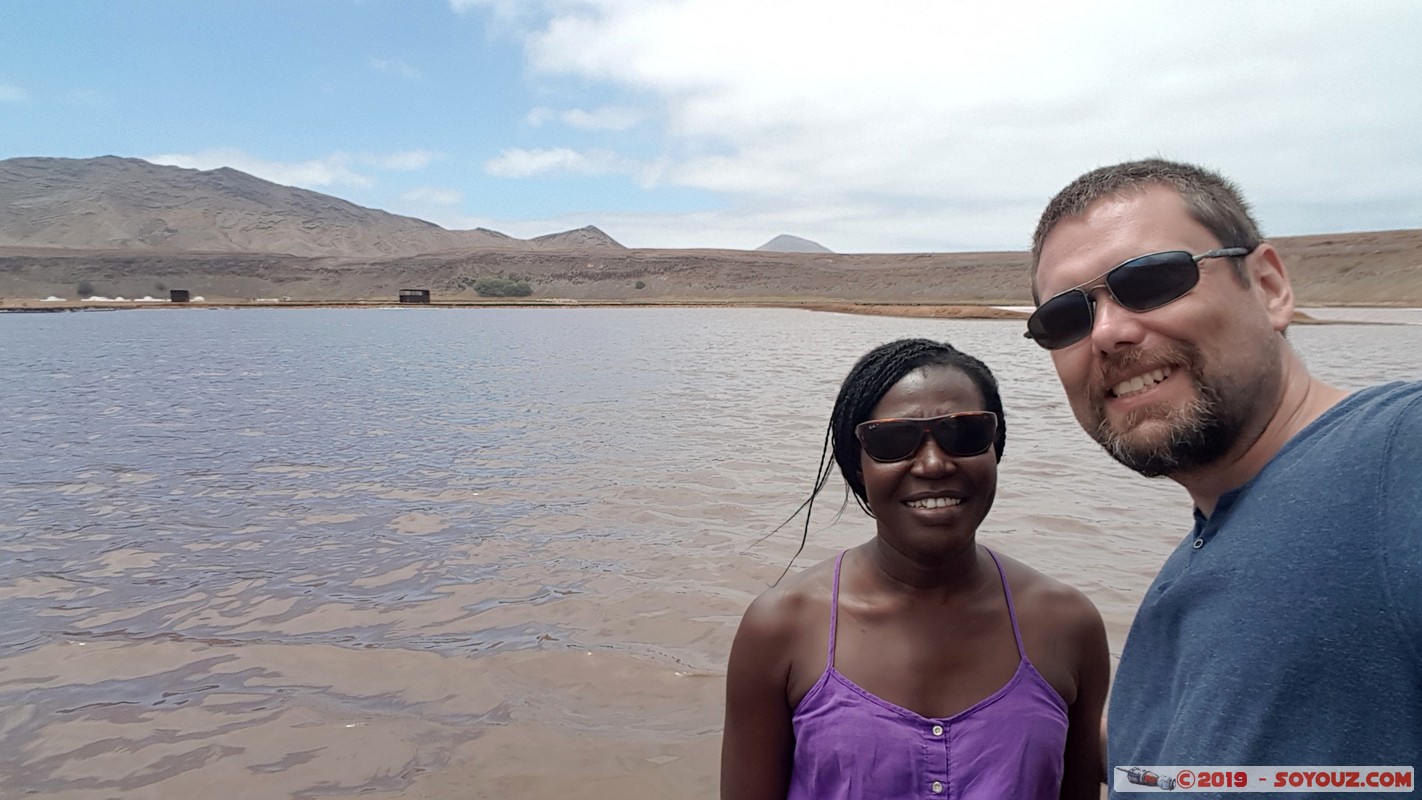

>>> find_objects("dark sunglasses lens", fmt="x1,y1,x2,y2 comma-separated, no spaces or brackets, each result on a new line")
1027,292,1093,350
860,422,924,461
1109,252,1199,311
1028,252,1202,349
932,414,996,456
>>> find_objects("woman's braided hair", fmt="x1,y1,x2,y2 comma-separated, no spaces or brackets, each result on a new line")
830,338,1006,514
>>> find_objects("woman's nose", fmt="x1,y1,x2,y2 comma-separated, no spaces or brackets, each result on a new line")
909,436,956,477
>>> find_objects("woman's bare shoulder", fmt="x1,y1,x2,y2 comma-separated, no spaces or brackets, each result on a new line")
737,554,840,636
991,548,1110,705
991,550,1104,629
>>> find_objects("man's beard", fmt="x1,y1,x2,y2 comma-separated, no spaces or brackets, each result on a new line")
1087,342,1269,478
1093,381,1237,477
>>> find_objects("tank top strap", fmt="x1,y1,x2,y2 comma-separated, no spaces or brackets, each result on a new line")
826,549,847,669
984,547,1027,661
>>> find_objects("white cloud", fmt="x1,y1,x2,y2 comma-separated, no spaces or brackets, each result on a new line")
449,0,548,33
369,58,421,79
525,105,643,130
467,0,1422,250
564,106,642,130
0,83,27,102
65,89,109,107
485,147,629,177
430,196,1017,253
402,186,464,205
144,149,444,192
363,150,440,170
146,149,375,189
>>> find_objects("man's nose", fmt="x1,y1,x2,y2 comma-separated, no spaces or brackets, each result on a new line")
1088,291,1148,353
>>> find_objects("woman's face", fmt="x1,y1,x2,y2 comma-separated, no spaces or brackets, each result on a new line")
859,365,998,559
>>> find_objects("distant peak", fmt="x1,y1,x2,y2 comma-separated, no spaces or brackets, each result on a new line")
531,225,625,249
757,234,833,254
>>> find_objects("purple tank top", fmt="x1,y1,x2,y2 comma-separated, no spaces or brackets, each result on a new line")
788,549,1069,800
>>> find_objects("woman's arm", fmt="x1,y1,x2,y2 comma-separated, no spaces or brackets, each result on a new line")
721,591,797,800
1059,592,1110,800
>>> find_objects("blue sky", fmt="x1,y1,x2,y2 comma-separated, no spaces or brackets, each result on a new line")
2,0,1420,252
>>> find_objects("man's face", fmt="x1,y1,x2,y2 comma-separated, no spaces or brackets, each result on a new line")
1033,185,1285,477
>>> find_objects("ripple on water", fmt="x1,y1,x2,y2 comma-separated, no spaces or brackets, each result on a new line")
0,308,1419,797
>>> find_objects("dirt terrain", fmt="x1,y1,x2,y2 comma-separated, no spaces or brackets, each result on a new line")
2,156,1419,308
3,229,1420,308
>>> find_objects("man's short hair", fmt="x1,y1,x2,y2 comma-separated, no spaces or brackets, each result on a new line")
1029,158,1264,299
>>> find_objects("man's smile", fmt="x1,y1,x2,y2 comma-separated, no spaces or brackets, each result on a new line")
1111,366,1173,398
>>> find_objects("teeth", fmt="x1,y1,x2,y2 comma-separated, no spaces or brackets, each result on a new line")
1113,367,1172,398
906,496,962,510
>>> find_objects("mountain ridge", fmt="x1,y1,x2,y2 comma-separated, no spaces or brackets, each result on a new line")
0,156,624,257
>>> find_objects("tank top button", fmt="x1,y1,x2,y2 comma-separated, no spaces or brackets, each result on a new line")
932,724,944,736
931,781,944,793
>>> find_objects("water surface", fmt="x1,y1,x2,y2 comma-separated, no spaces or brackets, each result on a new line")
2,308,1418,798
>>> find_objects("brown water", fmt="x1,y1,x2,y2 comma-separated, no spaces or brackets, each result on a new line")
2,308,1418,798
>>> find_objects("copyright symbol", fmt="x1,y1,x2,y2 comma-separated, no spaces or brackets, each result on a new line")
1177,770,1195,788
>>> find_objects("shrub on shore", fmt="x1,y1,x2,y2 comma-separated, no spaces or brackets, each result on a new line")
471,277,533,297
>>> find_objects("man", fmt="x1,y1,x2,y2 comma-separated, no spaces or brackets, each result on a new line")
1025,159,1421,790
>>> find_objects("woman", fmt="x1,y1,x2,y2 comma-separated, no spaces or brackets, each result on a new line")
722,338,1108,800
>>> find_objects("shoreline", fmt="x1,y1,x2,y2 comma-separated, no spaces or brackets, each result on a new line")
0,298,1031,318
1,298,1414,324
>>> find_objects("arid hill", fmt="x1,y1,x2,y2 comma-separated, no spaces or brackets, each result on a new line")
757,234,833,254
1,156,1419,305
0,156,624,258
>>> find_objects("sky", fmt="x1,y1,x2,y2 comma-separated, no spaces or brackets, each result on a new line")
2,0,1419,253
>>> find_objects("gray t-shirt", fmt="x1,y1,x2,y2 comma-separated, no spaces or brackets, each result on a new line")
1108,381,1422,796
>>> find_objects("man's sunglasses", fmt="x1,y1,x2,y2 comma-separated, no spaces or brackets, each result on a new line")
854,411,998,462
1024,247,1254,350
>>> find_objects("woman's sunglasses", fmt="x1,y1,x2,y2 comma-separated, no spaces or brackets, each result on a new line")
1024,247,1254,350
855,411,998,462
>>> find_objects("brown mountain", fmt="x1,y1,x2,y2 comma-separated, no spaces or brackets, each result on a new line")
0,156,622,257
529,225,622,250
1,156,1419,306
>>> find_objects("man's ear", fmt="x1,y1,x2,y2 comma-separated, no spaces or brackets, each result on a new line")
1249,243,1295,332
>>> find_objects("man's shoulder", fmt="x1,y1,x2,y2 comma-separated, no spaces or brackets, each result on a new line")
1341,379,1422,416
1253,381,1422,497
1341,380,1422,453
1294,380,1422,454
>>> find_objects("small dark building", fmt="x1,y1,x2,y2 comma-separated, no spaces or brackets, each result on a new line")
399,289,431,304
170,290,191,303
